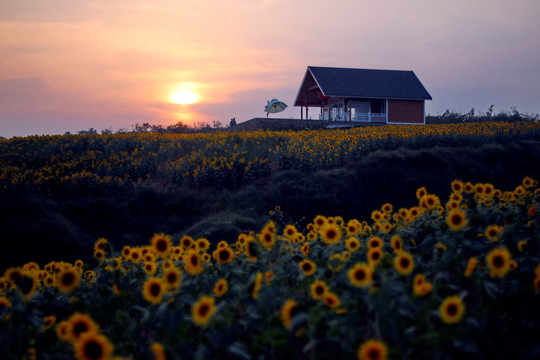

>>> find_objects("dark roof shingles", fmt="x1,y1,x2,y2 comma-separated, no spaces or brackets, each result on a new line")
309,66,432,100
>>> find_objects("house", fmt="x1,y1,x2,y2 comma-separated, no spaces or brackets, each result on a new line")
294,66,432,124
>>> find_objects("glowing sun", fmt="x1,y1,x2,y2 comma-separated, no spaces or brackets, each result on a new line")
170,90,199,105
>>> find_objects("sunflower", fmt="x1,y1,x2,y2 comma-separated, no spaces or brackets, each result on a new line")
195,238,211,252
398,208,409,221
180,235,194,250
151,343,167,360
414,282,433,297
346,219,362,236
17,271,39,300
416,186,428,200
162,267,182,292
518,240,528,252
298,259,317,276
4,267,22,285
446,209,468,231
394,251,414,275
217,240,229,249
192,295,216,326
313,215,327,229
150,233,172,259
451,179,464,193
464,182,474,193
276,299,297,331
213,247,234,264
358,339,388,360
318,222,342,245
128,248,142,263
371,210,384,222
41,315,56,331
323,292,341,309
310,280,329,300
244,237,259,262
184,250,204,275
522,176,534,188
367,236,383,249
528,205,537,217
57,267,81,293
348,263,373,288
484,225,503,242
420,194,440,210
439,295,465,324
283,224,298,241
367,248,383,267
464,257,478,277
143,261,157,276
346,237,361,252
93,238,108,253
142,277,165,304
390,235,402,253
55,320,71,342
259,230,276,249
94,249,106,262
381,203,393,214
250,272,263,299
213,278,228,297
301,242,310,257
66,313,100,344
74,332,114,360
486,247,512,278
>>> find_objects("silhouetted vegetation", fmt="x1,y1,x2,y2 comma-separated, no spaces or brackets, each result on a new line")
426,105,538,124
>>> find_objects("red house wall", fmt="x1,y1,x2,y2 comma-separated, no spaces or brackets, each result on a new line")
387,100,425,124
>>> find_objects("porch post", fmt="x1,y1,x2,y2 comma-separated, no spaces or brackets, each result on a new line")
301,105,303,120
328,98,331,121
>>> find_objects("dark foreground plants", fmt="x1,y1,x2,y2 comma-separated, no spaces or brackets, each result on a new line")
1,177,539,359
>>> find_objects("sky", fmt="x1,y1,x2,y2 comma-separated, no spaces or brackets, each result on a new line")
1,0,539,137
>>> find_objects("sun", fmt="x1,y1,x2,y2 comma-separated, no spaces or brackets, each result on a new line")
170,90,199,105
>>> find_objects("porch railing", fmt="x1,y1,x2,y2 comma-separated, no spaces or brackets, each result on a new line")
319,111,387,123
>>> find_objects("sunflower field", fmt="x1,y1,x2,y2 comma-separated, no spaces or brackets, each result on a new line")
1,174,539,359
2,121,539,194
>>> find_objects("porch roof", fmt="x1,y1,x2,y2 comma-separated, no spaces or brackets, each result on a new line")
294,66,432,106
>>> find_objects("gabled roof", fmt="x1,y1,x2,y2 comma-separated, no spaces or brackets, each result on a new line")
294,66,432,106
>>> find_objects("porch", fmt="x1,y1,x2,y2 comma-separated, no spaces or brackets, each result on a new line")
316,99,388,123
319,110,387,123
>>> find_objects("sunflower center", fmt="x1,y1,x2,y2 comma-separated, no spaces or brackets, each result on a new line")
326,229,337,239
150,283,161,297
84,340,103,359
451,214,462,225
315,285,324,295
447,303,458,316
372,252,380,260
355,269,366,280
302,263,312,272
167,273,177,284
61,272,75,286
493,255,505,268
199,304,209,317
367,348,381,360
400,258,410,268
219,250,230,261
190,255,199,267
156,240,167,252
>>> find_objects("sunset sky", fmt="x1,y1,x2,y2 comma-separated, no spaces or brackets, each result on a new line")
1,0,539,137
